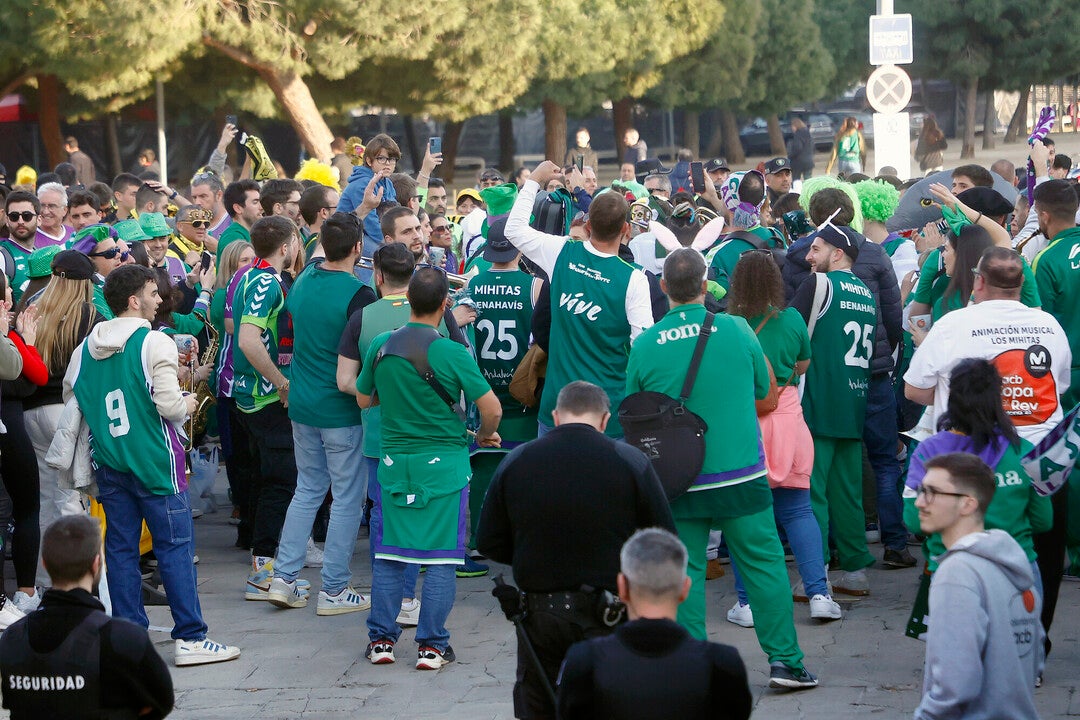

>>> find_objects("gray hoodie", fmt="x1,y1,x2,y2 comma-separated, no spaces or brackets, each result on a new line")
914,529,1043,720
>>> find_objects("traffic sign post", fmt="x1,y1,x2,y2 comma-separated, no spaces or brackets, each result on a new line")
869,14,913,66
872,112,911,179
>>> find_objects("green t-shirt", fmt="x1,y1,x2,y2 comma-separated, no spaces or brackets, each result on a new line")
91,282,114,321
71,327,186,495
287,264,364,428
231,264,289,413
542,241,638,437
356,323,491,454
913,247,1042,321
838,133,860,161
1033,225,1080,408
801,271,876,439
626,303,769,479
706,227,784,292
745,306,810,386
1,239,32,302
356,297,450,457
216,221,251,263
468,268,538,442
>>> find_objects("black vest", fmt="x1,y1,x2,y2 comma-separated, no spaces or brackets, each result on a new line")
0,612,112,720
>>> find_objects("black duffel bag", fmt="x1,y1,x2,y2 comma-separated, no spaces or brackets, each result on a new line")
619,312,714,500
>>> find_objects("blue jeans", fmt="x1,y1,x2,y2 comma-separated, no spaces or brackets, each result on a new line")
275,423,365,594
732,487,828,604
863,373,906,551
537,419,553,437
365,456,418,597
96,466,208,641
368,561,456,651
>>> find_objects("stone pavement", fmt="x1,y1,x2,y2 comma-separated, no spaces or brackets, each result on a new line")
121,468,1077,720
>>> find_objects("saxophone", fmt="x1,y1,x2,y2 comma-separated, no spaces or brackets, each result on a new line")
185,311,219,449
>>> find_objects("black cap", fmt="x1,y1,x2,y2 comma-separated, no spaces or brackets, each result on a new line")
765,157,791,174
817,225,860,262
51,249,96,280
635,158,671,176
957,186,1014,217
482,216,519,263
479,168,505,183
704,158,729,173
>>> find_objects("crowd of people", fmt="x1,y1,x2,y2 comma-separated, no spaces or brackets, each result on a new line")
0,116,1076,719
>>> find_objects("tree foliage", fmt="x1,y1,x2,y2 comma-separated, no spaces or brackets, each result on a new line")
814,0,871,96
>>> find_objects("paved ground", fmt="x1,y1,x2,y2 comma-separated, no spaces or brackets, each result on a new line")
101,466,1077,720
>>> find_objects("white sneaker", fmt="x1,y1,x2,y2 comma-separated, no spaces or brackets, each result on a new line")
304,539,324,568
316,586,371,616
809,594,842,621
834,569,871,597
174,638,241,666
793,580,833,603
726,601,754,628
0,599,26,630
396,598,421,626
12,589,41,614
267,577,309,608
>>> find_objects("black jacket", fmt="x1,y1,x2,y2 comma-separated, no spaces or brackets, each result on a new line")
784,228,902,375
477,423,675,593
787,127,815,173
0,589,174,720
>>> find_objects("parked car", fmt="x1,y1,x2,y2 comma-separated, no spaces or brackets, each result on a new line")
739,113,834,156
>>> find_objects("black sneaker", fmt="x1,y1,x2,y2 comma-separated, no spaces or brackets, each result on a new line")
883,547,918,569
366,639,396,665
769,662,818,690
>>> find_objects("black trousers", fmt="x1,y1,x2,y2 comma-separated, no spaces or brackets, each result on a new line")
220,397,258,547
515,607,611,720
234,401,296,559
0,400,41,589
1033,483,1070,657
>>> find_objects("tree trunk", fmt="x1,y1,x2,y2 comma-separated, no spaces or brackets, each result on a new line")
719,108,745,165
442,120,463,184
1005,86,1031,143
255,67,333,162
766,114,786,156
0,71,31,99
104,113,123,178
37,74,65,169
982,89,996,150
401,114,420,173
498,111,515,174
613,97,633,160
704,124,724,158
961,77,979,159
684,110,700,158
543,98,567,163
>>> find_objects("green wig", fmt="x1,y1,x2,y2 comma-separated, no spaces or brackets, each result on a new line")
797,176,864,233
853,179,900,224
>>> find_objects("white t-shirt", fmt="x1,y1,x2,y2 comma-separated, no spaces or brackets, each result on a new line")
904,299,1072,443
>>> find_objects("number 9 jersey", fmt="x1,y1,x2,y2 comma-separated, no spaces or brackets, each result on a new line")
801,270,878,439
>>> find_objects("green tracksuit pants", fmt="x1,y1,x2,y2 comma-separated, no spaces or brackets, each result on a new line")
810,436,876,572
468,451,504,549
672,489,805,671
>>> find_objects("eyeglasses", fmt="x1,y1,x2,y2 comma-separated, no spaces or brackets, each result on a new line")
431,225,450,233
371,155,397,165
6,211,36,223
416,262,447,275
89,248,128,260
323,205,338,212
40,203,65,212
647,187,665,195
915,484,970,502
572,211,589,224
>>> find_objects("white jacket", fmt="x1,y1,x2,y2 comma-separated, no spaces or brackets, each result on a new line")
45,396,96,496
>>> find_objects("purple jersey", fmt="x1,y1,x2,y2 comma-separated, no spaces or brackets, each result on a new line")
217,263,253,397
34,225,73,249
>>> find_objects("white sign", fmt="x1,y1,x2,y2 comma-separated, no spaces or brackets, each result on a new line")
867,65,912,114
869,14,913,65
873,112,911,180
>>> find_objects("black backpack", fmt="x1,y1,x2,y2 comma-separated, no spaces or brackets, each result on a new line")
530,188,575,236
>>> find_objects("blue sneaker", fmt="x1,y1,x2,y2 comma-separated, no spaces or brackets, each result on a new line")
455,557,489,578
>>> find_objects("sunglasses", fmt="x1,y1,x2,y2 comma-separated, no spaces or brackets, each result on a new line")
182,220,211,229
431,225,450,233
89,248,130,260
6,211,36,223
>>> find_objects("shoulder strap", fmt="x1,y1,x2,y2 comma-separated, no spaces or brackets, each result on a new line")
725,230,766,250
678,312,715,401
753,308,775,335
373,326,466,422
805,273,829,340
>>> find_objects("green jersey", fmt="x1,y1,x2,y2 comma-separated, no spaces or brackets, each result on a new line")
1033,225,1080,407
92,281,115,320
216,221,250,263
706,227,785,291
356,322,491,454
231,262,290,413
1,239,32,302
627,303,770,482
287,263,364,428
468,268,538,442
356,296,449,457
838,133,860,162
801,271,876,438
71,327,186,495
542,241,638,436
746,306,811,385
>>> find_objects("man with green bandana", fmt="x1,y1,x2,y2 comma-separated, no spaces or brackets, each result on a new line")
626,247,817,690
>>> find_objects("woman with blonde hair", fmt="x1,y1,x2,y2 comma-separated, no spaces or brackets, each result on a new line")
22,251,101,586
825,116,865,176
